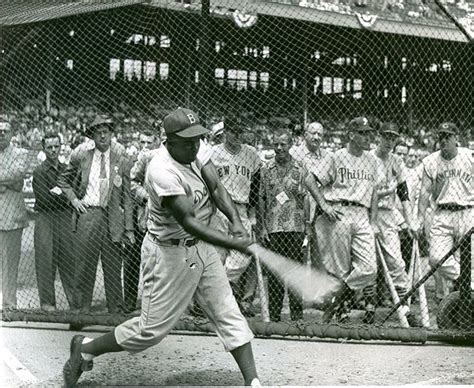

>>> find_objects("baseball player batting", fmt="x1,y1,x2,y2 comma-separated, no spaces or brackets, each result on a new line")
305,117,383,324
62,108,262,387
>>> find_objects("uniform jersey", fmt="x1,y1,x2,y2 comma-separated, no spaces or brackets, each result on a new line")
372,151,407,210
211,144,261,204
310,147,383,208
145,146,214,240
422,147,473,206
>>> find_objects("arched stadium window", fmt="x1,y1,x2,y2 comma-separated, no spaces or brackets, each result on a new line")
160,63,169,81
160,35,171,48
260,72,269,91
249,71,257,88
353,79,362,99
215,68,225,86
144,61,156,81
110,58,120,80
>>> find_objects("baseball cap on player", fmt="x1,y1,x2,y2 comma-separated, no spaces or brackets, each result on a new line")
437,122,457,135
379,122,400,137
84,114,114,138
163,108,209,138
346,117,374,132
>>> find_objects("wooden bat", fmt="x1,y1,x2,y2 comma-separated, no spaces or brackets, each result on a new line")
248,243,343,308
375,240,410,328
413,239,430,327
251,231,270,322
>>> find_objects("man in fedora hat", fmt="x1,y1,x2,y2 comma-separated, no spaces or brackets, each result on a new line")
59,114,135,313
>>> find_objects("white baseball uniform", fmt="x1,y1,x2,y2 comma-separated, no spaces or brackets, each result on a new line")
422,147,474,299
210,144,261,282
310,148,383,291
115,145,253,353
372,151,410,292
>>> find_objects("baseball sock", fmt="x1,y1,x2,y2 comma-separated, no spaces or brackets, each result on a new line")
81,330,124,357
230,342,258,385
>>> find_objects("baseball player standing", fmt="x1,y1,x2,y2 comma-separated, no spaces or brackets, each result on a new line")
372,123,417,322
305,117,383,324
63,108,261,387
210,116,262,314
416,122,473,302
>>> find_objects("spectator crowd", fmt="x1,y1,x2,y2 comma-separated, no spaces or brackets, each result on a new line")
1,103,473,328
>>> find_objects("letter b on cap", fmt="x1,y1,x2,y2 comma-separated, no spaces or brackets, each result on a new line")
187,113,196,124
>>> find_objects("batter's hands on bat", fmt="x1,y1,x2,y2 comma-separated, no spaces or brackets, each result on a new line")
71,198,88,213
321,203,343,222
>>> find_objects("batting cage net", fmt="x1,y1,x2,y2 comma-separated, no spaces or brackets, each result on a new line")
1,0,473,343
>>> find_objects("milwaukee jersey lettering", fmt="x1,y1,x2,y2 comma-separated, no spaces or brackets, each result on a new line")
211,144,261,204
422,147,473,206
310,148,383,208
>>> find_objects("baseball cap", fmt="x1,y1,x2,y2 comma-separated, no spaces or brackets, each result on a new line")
346,117,374,132
379,122,400,137
437,122,457,135
84,114,114,138
163,108,209,138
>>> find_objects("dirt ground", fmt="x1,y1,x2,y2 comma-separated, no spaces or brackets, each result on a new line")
2,323,473,387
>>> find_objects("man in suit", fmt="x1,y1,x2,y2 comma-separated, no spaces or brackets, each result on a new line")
0,117,29,310
59,115,135,313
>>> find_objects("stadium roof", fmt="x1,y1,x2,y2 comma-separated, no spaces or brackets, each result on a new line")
0,0,146,26
0,0,470,43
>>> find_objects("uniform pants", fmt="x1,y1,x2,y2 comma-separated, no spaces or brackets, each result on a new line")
315,205,377,291
429,208,474,299
0,228,23,308
115,234,254,353
210,204,256,305
34,210,76,308
377,209,409,291
266,232,304,321
73,208,123,311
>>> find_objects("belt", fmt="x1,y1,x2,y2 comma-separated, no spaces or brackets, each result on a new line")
437,204,474,212
328,200,365,208
148,233,199,247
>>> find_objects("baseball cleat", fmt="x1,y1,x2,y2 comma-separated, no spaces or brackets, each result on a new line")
63,335,93,387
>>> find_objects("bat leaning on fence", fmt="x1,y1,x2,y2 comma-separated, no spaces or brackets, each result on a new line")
375,239,410,328
412,239,430,327
249,243,343,308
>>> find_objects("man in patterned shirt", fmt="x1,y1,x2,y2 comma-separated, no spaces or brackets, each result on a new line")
258,128,308,322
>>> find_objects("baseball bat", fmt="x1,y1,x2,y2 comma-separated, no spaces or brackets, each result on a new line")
249,243,343,308
413,239,430,327
382,227,474,323
252,232,270,322
375,240,410,328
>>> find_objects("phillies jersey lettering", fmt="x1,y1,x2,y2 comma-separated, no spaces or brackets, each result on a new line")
337,167,375,184
309,148,383,208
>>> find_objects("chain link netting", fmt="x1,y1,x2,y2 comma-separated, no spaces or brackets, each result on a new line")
1,0,473,341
